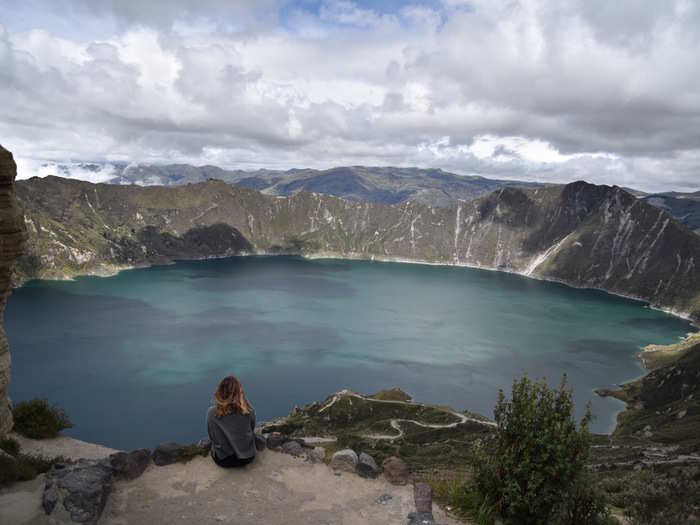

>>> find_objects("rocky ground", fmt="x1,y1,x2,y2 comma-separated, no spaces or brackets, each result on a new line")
0,433,463,525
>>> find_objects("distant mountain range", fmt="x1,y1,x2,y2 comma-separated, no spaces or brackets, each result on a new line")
38,163,700,234
15,176,700,321
637,193,700,234
114,164,546,207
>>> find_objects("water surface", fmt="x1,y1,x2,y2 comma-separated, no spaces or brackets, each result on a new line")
7,256,695,449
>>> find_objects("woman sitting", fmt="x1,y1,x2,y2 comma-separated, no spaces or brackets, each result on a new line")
206,375,257,468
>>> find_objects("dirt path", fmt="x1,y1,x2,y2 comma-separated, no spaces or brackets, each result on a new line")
319,390,496,441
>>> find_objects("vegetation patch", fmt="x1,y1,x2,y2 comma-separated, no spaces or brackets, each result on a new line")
640,332,700,371
0,436,20,457
598,467,700,524
12,398,73,439
454,375,612,524
178,443,209,463
0,452,71,488
370,388,413,402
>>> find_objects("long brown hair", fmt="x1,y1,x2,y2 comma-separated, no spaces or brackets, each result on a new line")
215,375,253,417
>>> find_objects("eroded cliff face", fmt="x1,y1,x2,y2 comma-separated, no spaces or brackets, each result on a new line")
14,176,700,321
0,147,26,435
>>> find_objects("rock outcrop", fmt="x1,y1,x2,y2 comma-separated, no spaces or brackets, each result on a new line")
152,442,184,466
108,449,151,480
43,459,113,525
14,176,700,320
0,146,26,436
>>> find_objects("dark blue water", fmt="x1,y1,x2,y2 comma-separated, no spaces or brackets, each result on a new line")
6,256,695,450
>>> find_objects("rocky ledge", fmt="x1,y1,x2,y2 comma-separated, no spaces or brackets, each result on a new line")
0,146,27,435
0,423,460,525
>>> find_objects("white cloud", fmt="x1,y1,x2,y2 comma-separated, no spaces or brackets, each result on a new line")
15,158,120,183
0,0,699,192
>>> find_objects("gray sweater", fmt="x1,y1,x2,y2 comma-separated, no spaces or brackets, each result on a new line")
206,406,257,460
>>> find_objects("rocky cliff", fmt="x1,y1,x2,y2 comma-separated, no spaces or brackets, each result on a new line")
14,176,700,320
0,147,27,435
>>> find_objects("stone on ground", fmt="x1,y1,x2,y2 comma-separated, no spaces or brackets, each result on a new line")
383,456,410,485
331,449,358,472
413,483,433,514
43,459,113,525
265,432,284,449
357,452,379,478
109,449,151,480
308,446,326,463
152,442,184,466
281,440,304,457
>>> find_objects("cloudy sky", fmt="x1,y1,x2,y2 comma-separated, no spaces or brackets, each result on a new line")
1,0,699,192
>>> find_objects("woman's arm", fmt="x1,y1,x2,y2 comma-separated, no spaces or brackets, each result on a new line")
250,409,256,433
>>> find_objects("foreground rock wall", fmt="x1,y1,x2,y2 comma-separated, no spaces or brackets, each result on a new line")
0,146,27,435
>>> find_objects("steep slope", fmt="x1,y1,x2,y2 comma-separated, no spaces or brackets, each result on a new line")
0,147,26,436
600,338,700,453
14,176,700,320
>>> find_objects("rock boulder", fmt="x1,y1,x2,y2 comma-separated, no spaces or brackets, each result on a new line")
330,449,358,472
43,460,113,525
108,449,151,480
382,456,409,485
265,432,284,449
281,440,304,457
152,442,184,466
413,483,433,514
308,446,326,464
357,452,378,478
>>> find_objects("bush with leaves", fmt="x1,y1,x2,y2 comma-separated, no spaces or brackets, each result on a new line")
624,468,699,525
0,436,20,456
12,398,73,439
471,375,605,525
0,452,71,488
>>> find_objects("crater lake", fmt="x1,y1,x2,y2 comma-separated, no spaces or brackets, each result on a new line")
6,256,696,450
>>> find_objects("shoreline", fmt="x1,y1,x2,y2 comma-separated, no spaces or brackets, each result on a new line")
16,250,698,326
305,251,699,325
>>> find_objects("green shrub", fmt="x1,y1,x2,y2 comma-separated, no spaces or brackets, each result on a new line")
554,474,614,525
178,443,209,463
12,398,73,439
624,468,700,525
471,375,603,525
430,475,480,519
0,436,20,456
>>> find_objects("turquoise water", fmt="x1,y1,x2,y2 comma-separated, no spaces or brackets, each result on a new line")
6,256,695,450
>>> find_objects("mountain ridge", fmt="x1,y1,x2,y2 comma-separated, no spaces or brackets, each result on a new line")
14,175,700,321
37,162,700,233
